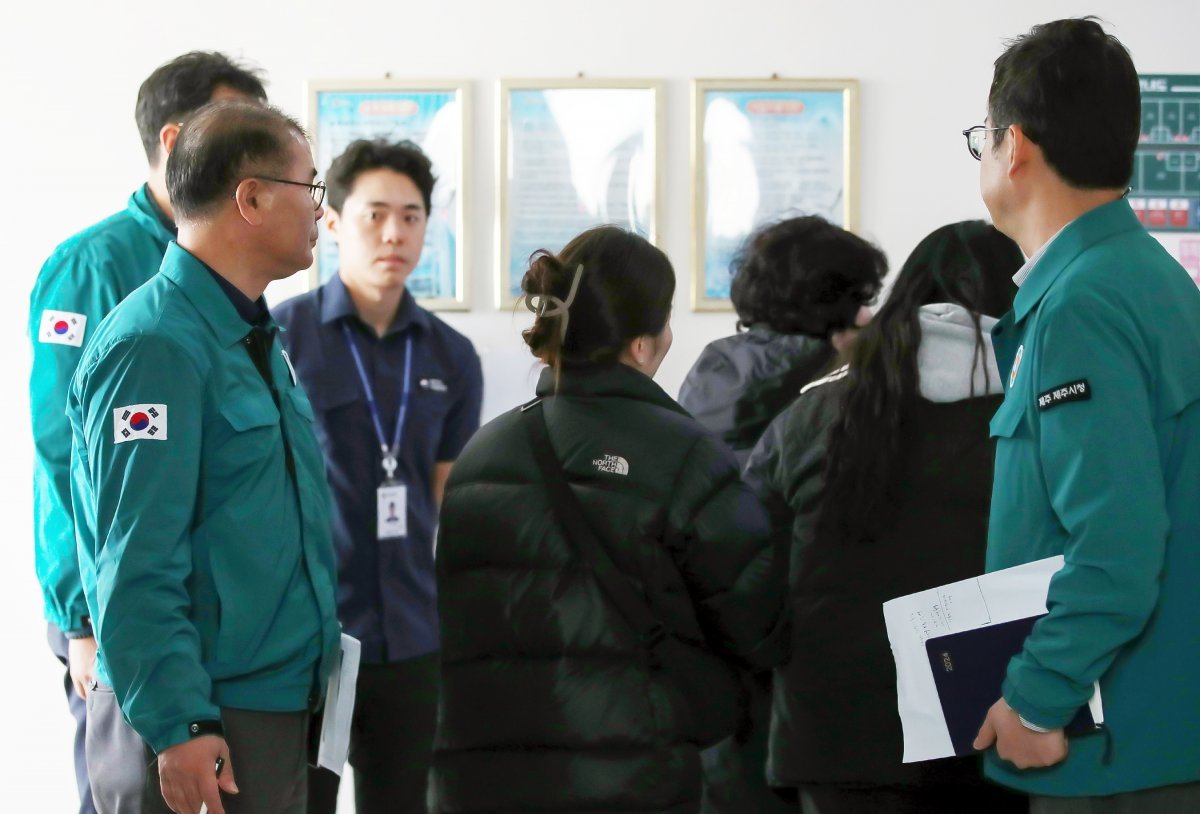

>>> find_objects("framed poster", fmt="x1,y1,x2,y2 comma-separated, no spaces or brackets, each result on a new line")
692,78,858,310
497,79,663,307
307,80,469,309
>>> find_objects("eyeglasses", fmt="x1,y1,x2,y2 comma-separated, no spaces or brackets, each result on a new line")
961,125,1008,160
252,176,326,209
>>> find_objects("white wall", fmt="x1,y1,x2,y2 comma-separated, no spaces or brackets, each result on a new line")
1,0,1194,806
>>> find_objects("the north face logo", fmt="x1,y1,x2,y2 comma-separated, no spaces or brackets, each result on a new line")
592,454,629,476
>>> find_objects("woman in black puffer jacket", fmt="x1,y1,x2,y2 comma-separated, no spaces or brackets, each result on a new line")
431,226,787,814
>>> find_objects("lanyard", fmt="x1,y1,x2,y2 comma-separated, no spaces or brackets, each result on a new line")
341,322,413,482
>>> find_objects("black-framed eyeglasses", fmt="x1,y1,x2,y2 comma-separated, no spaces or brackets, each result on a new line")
962,125,1008,160
253,176,326,209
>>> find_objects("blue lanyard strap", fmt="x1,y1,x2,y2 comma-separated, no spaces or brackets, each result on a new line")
340,322,414,477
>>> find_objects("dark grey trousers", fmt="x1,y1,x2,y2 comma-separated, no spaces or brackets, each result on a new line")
1031,782,1200,814
48,624,98,814
142,708,310,814
85,679,150,813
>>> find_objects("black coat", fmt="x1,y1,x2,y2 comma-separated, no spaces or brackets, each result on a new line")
432,363,787,813
747,376,1003,789
678,328,834,466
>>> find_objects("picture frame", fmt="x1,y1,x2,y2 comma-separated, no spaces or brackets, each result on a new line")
496,78,664,308
306,79,470,310
692,78,858,310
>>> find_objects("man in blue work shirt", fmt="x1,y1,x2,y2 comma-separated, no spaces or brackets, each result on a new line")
967,18,1200,811
28,52,266,814
274,139,483,814
69,100,340,814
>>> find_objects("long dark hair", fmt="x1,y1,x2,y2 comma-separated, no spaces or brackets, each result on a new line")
520,226,675,371
819,221,1024,541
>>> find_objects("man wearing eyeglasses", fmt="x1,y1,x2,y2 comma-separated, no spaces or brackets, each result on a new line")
965,18,1200,811
274,139,482,814
67,100,340,814
28,52,266,814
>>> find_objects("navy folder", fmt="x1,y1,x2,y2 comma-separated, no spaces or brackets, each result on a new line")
924,614,1102,756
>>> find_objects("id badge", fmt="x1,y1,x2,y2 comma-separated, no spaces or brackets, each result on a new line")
377,482,407,540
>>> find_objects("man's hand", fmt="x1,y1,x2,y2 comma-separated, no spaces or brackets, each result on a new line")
974,698,1068,769
67,636,98,700
157,736,238,814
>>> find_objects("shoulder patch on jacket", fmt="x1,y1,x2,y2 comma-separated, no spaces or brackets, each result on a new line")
800,364,849,395
39,310,87,347
1037,379,1091,411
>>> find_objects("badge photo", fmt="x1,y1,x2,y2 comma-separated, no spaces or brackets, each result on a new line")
39,310,87,347
113,404,168,444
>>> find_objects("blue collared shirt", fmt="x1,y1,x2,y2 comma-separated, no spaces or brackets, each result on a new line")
275,275,483,663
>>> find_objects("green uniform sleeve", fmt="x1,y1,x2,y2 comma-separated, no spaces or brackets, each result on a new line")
72,333,220,752
30,248,123,634
1002,289,1170,728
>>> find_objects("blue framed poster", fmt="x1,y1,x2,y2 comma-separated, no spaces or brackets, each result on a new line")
692,79,858,310
308,81,468,309
497,80,662,307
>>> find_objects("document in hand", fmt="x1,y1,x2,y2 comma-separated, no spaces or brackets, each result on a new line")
882,556,1104,762
317,633,362,776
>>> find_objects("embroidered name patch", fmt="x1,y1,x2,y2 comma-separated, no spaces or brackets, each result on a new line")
1037,379,1091,411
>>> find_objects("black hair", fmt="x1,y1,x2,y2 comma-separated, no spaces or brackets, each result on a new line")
135,51,267,164
819,221,1024,542
989,17,1140,189
521,226,675,371
730,215,886,335
326,139,437,214
166,101,307,222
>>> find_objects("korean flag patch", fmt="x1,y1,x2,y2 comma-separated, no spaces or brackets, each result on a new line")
113,404,168,444
39,310,87,347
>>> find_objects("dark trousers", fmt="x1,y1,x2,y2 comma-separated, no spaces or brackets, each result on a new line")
308,652,440,814
49,623,98,814
1031,782,1200,813
798,782,1027,814
142,709,310,814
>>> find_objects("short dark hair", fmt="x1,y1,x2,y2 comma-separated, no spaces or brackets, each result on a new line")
988,17,1140,189
729,216,886,337
136,51,267,164
326,139,436,214
521,226,675,369
166,101,307,222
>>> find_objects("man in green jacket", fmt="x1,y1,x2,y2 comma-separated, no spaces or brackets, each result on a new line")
69,100,340,814
968,18,1200,810
28,51,265,814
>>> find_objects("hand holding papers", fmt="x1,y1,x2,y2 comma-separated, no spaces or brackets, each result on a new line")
317,634,361,776
882,556,1103,762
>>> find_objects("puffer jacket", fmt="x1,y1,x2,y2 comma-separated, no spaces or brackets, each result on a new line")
678,327,834,467
746,304,1021,795
432,362,787,814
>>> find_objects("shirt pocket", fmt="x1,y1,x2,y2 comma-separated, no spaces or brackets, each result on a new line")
989,395,1029,440
210,391,282,480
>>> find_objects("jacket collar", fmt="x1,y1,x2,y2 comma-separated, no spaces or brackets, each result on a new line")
535,362,689,417
1011,197,1142,323
126,184,177,245
159,242,276,347
319,273,431,336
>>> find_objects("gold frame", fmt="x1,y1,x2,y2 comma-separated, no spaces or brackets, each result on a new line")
304,79,471,310
691,78,859,311
496,78,665,309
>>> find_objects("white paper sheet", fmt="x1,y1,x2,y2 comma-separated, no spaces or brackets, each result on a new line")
317,633,362,776
883,556,1068,762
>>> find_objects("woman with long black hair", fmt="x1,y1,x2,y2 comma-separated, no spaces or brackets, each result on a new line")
746,221,1029,813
